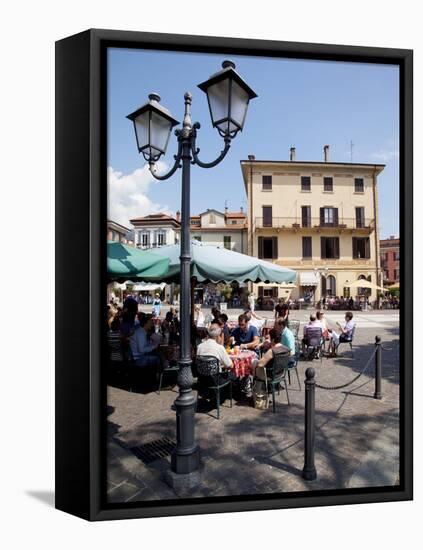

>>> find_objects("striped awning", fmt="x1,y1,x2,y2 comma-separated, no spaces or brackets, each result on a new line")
299,272,319,286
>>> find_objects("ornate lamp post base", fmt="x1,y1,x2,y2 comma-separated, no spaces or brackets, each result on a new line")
165,467,201,497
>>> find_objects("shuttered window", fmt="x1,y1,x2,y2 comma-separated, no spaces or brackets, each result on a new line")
262,206,273,227
352,237,370,259
258,236,278,259
301,176,311,191
354,178,364,192
320,207,339,227
355,207,365,228
321,237,340,259
323,177,333,191
262,175,272,190
302,237,312,259
301,206,311,227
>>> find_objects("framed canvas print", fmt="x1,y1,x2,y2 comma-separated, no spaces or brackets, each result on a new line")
55,29,413,521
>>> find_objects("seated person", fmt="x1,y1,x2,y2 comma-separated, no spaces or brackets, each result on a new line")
316,310,330,340
129,316,161,368
330,311,355,356
217,313,231,347
251,329,291,390
230,314,260,351
244,308,265,333
196,323,233,373
108,318,124,362
302,314,323,353
161,311,179,343
280,319,296,357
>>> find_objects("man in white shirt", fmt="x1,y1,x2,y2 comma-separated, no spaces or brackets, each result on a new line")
330,311,355,355
197,323,233,371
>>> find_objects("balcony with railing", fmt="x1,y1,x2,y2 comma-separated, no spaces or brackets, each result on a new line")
254,217,375,233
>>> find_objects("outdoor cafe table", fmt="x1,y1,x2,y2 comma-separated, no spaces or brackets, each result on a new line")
228,350,256,378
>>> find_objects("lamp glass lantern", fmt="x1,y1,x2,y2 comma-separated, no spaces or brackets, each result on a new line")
127,93,180,162
198,60,257,138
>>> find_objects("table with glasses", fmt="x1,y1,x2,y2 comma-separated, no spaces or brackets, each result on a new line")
228,350,256,378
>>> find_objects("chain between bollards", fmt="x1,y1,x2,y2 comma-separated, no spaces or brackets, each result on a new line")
302,367,317,481
374,335,382,400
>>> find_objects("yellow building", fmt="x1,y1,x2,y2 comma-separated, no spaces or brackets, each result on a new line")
240,147,385,303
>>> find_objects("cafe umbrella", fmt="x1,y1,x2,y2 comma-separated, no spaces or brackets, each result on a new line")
138,240,297,284
107,241,170,281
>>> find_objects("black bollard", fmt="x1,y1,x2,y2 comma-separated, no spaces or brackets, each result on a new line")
302,367,317,481
374,335,382,400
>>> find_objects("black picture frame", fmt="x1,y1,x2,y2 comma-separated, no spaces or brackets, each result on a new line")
55,28,413,521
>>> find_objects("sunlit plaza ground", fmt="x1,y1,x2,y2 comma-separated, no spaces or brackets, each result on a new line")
107,309,400,502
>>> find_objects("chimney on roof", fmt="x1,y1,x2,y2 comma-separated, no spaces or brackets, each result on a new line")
323,145,330,162
390,235,395,240
176,210,181,222
240,206,243,213
290,147,296,161
224,205,228,214
248,154,255,161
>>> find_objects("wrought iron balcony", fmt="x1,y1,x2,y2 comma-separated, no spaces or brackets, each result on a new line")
254,217,375,232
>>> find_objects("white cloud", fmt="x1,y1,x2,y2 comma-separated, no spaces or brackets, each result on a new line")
107,164,172,228
370,149,399,162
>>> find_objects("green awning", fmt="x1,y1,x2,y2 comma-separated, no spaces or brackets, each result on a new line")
139,240,296,284
107,241,169,280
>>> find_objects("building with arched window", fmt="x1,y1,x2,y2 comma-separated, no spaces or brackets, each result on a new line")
241,147,384,302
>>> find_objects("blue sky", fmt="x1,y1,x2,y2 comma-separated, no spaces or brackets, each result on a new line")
107,48,399,239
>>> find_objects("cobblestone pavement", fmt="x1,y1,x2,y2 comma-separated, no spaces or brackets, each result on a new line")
107,309,400,503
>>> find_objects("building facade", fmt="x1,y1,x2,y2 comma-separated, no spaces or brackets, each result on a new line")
380,236,400,284
130,213,181,249
240,147,385,302
107,220,134,245
190,208,247,252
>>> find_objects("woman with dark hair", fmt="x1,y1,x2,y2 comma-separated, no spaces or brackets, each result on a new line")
218,313,231,347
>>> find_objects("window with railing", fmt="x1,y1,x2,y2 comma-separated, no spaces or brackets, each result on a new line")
320,207,339,227
301,206,311,227
262,206,273,227
356,207,365,228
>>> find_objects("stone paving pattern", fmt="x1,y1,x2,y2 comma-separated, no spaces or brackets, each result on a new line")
107,309,400,502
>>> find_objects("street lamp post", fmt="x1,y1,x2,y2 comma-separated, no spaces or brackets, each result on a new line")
314,266,329,305
127,61,257,488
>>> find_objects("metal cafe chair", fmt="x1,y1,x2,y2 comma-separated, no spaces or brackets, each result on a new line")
196,355,233,419
285,345,302,391
265,352,292,412
336,325,356,358
304,327,324,363
288,319,301,341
